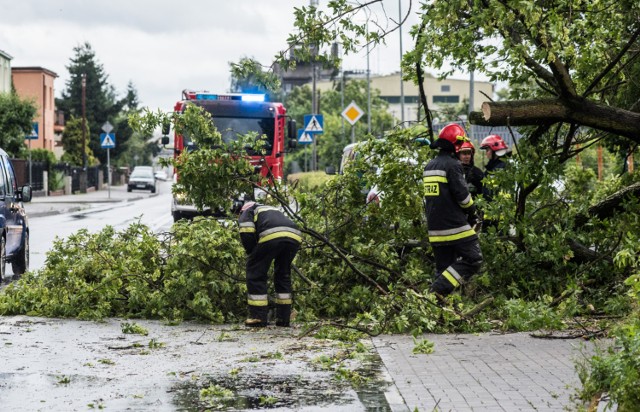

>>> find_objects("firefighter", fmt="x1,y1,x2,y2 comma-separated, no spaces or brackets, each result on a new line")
424,123,483,299
237,201,302,327
480,134,510,175
480,134,511,229
456,140,484,198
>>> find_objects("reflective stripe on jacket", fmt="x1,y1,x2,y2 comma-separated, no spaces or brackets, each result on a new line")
238,203,301,254
423,151,477,245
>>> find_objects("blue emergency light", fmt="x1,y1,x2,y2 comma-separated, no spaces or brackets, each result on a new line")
194,93,266,102
240,94,266,102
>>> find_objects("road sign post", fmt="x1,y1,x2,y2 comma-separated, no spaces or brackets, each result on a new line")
303,114,324,171
25,122,39,187
341,102,364,144
100,131,116,199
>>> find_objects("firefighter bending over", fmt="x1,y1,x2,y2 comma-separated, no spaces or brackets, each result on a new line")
237,201,302,327
424,124,483,299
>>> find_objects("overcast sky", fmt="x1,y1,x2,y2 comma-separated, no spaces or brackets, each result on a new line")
0,1,451,112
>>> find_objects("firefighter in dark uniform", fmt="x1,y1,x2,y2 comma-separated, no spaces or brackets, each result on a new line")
238,201,302,327
424,123,483,299
480,134,511,229
456,140,484,198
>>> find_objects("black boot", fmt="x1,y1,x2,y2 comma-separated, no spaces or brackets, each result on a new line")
275,304,291,327
245,306,268,328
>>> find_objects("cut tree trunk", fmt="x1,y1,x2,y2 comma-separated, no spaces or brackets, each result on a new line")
470,98,640,142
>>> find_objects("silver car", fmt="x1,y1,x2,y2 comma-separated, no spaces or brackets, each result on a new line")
127,167,156,193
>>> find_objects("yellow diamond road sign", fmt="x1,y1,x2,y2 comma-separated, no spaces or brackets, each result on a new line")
341,101,364,126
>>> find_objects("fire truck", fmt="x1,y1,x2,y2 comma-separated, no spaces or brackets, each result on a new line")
165,90,297,221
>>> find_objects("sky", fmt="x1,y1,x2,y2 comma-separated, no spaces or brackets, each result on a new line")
0,1,464,113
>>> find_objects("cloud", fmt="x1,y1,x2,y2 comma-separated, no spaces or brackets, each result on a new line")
0,1,301,111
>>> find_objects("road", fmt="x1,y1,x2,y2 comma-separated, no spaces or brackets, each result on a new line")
27,181,174,274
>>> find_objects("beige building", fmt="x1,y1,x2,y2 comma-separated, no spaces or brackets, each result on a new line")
12,66,58,152
0,49,12,93
316,72,494,125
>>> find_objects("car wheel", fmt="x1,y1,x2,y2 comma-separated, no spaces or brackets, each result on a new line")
12,231,29,276
151,186,156,194
127,186,132,192
0,236,5,281
172,211,182,222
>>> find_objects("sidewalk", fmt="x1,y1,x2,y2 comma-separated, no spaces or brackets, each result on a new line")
25,184,152,218
374,332,603,411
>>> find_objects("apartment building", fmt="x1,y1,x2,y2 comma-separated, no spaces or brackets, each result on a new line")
0,49,12,93
313,71,494,125
12,66,58,151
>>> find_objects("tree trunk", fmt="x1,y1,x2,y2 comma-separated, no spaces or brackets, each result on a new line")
575,181,640,227
471,98,640,142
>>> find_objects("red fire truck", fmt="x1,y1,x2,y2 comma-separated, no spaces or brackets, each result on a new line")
167,90,297,221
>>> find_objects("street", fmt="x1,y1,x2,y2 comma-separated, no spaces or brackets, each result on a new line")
25,181,173,275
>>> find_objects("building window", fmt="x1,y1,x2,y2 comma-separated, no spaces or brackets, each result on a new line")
440,85,450,92
433,95,460,104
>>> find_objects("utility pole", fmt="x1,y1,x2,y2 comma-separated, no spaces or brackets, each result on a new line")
399,0,405,126
469,69,475,141
366,18,371,135
310,0,319,171
80,73,88,193
82,73,87,170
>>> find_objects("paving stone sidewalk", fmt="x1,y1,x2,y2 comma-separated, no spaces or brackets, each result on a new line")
374,332,606,412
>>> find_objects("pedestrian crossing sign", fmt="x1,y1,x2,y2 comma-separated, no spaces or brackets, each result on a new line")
297,129,313,145
25,122,39,140
100,133,116,149
303,114,324,133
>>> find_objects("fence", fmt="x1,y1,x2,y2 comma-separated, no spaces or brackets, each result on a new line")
12,160,126,195
11,159,46,190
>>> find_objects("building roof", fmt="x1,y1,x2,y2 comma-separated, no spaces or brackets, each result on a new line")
0,49,13,60
12,66,58,78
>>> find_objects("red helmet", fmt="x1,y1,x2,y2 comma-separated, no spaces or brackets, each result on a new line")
437,123,467,150
480,134,509,156
456,140,475,155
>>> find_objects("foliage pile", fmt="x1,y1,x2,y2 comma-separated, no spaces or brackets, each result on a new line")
0,220,246,323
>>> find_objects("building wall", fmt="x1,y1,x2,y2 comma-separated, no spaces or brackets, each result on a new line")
12,67,58,151
315,72,494,125
0,50,12,93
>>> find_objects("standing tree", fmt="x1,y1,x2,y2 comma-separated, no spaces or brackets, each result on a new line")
60,115,97,167
283,80,395,173
56,42,125,166
0,91,37,156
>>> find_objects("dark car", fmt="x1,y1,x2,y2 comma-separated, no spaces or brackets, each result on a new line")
127,167,156,193
0,149,32,280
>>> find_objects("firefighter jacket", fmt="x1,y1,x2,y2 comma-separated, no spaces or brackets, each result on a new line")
423,151,478,245
238,203,302,254
462,162,484,198
483,157,507,201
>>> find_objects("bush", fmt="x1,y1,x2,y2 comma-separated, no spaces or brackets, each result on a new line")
287,171,333,191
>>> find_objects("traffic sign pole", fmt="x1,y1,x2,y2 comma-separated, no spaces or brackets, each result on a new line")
107,148,111,199
100,126,115,200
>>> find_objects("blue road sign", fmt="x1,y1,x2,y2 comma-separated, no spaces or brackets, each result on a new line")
303,114,324,134
100,133,116,149
297,128,313,145
25,122,38,140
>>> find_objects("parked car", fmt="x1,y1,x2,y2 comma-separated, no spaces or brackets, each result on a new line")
127,167,156,193
0,149,32,279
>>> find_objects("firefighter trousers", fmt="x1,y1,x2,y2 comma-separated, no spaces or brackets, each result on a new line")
246,238,300,324
430,238,483,297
